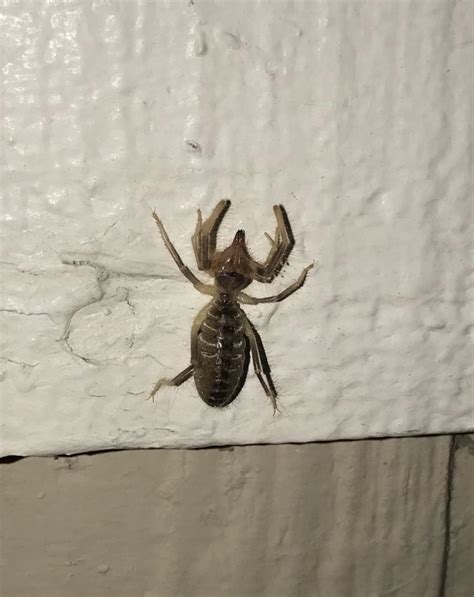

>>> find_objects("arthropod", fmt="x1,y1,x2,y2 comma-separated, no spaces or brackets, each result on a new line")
149,200,313,413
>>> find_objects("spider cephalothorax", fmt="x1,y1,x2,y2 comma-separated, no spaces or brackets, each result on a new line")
212,230,254,292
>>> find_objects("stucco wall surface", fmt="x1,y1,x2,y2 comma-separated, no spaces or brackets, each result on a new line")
1,0,472,455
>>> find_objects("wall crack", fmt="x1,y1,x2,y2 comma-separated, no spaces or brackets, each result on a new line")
0,308,54,323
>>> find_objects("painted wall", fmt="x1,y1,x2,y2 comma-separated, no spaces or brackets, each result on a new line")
1,435,473,596
1,1,472,455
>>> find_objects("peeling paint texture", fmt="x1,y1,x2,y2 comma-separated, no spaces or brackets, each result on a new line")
1,1,472,456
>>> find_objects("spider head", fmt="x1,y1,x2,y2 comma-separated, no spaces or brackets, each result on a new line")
213,230,253,292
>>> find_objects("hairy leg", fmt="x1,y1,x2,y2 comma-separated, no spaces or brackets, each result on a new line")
239,263,314,305
148,364,194,402
242,314,279,414
152,211,213,295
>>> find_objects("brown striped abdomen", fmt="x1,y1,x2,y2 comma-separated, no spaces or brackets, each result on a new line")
193,297,249,407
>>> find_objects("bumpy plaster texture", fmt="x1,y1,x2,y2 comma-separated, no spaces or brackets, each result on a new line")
1,1,472,455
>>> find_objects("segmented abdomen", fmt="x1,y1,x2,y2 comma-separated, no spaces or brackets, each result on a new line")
194,298,249,407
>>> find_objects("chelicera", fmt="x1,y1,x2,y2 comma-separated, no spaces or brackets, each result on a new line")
148,200,313,413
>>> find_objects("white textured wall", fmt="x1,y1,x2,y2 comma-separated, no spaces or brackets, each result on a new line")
1,0,472,456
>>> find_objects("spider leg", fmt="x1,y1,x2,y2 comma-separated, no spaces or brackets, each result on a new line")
152,211,213,295
148,364,194,402
239,263,314,304
191,199,231,270
242,312,279,414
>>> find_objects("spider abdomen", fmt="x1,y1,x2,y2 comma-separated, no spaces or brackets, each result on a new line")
194,296,249,407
